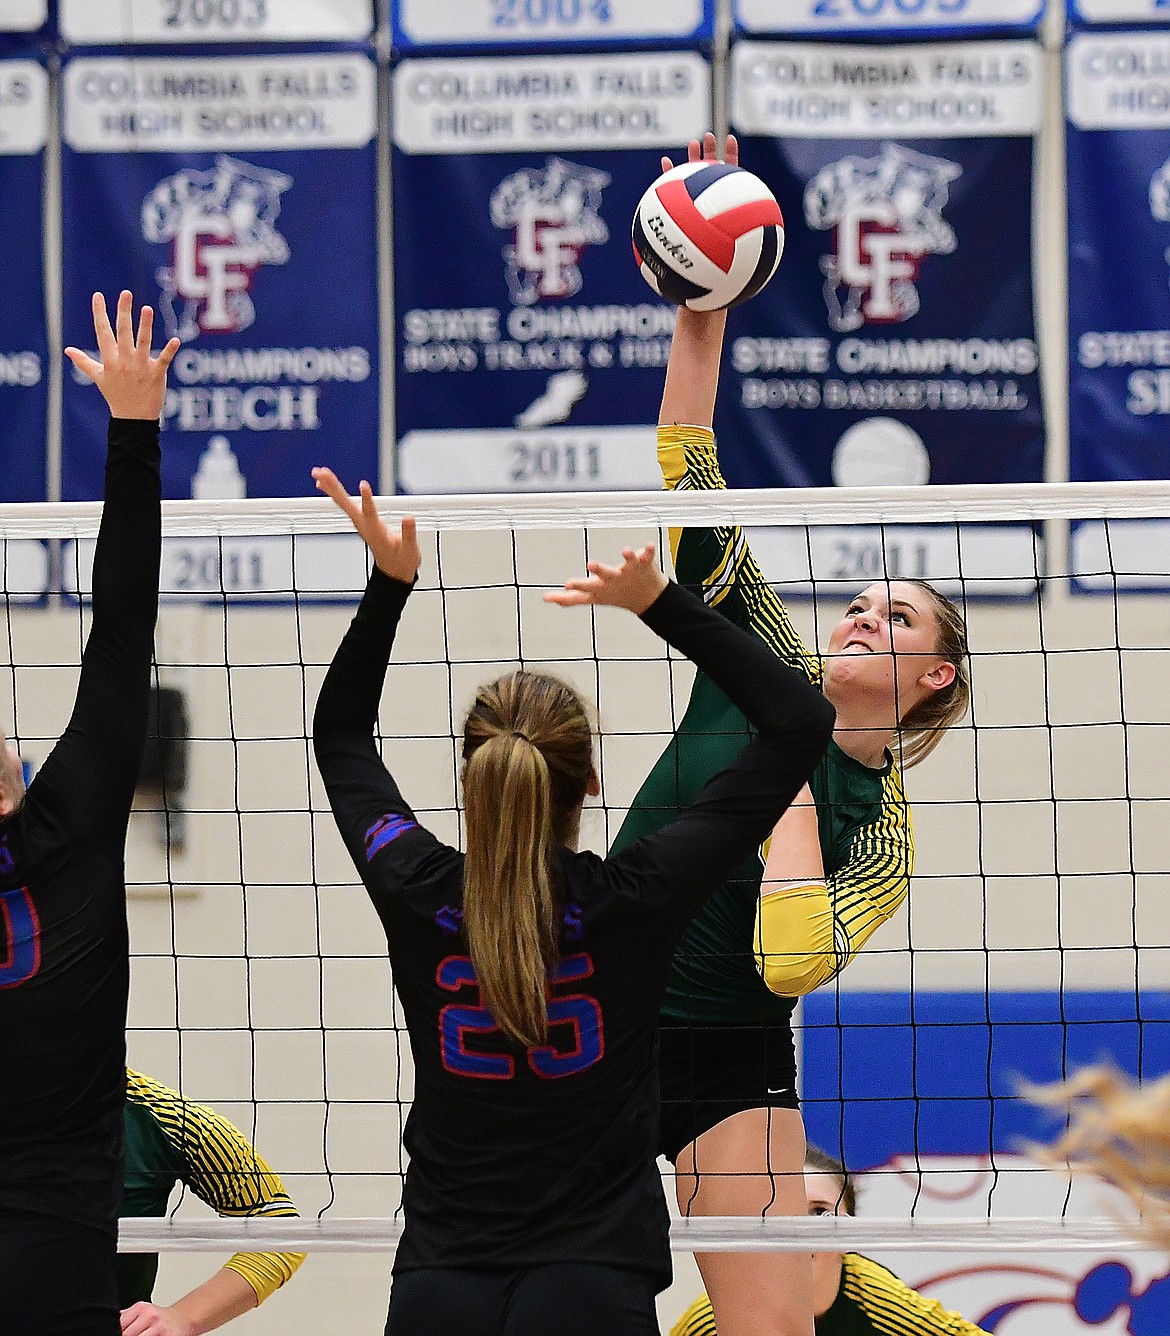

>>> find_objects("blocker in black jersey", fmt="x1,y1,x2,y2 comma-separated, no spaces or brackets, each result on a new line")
314,565,834,1305
0,293,177,1336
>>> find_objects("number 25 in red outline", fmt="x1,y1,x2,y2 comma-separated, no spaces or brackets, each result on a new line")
437,952,604,1080
0,887,41,989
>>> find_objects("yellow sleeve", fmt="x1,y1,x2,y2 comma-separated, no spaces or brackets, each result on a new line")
754,767,913,997
754,882,837,998
126,1070,306,1305
669,1292,718,1336
843,1254,991,1334
658,424,818,683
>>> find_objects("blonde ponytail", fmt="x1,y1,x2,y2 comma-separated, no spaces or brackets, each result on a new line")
461,673,593,1048
897,579,970,769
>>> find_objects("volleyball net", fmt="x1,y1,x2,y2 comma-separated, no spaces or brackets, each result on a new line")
3,481,1169,1261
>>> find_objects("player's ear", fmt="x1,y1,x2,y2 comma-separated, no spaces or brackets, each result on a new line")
586,764,600,798
919,660,957,693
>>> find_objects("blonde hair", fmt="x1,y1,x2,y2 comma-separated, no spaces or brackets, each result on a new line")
895,579,970,769
1034,1066,1170,1247
804,1144,857,1216
461,671,594,1048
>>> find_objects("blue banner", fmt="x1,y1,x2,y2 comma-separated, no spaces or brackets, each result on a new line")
391,0,713,51
717,39,1045,592
804,990,1170,1168
0,55,48,504
60,50,380,505
801,991,1170,1336
391,50,711,492
1067,32,1170,590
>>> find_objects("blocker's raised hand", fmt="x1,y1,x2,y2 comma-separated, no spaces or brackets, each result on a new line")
660,130,738,176
312,466,422,585
545,543,667,616
64,290,180,421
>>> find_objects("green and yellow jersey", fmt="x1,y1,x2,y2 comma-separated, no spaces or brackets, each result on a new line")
672,1253,989,1335
119,1068,305,1309
611,425,913,1024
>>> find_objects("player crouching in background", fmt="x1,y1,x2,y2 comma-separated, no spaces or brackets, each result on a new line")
672,1146,990,1336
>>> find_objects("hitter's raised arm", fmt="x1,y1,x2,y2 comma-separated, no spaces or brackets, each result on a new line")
658,134,737,430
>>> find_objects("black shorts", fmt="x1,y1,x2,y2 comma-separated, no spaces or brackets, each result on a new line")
0,1212,119,1336
386,1263,660,1336
657,1017,800,1164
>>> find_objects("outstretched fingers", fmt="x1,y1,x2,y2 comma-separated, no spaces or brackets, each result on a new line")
313,472,421,586
92,291,116,362
544,542,662,613
114,288,134,350
312,466,363,526
359,480,381,528
155,335,181,370
135,302,154,353
618,543,658,572
73,290,181,418
63,347,103,384
664,134,737,174
543,588,592,607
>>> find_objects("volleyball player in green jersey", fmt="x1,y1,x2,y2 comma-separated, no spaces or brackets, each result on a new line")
118,1069,304,1336
671,1148,989,1336
611,135,971,1336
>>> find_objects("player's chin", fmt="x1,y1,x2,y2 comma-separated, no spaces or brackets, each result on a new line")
824,653,893,696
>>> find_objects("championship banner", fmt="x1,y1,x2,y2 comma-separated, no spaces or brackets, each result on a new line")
736,0,1043,37
0,52,51,603
59,50,379,600
392,0,713,51
1067,31,1170,591
59,0,373,44
0,57,49,510
720,39,1045,594
392,50,711,493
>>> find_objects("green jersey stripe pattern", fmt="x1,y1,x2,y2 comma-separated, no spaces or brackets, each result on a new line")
611,426,914,1025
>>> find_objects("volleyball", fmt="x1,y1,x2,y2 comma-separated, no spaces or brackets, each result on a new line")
631,161,785,311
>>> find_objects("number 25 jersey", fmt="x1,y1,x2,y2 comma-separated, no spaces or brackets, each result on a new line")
313,573,834,1290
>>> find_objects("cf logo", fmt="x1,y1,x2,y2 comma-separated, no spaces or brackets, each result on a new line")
836,201,927,325
174,216,259,332
513,200,585,300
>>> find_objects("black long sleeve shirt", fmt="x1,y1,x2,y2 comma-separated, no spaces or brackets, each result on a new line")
314,572,834,1289
0,418,161,1232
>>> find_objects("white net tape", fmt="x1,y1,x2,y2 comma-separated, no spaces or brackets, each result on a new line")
1,478,1169,539
118,1214,1159,1254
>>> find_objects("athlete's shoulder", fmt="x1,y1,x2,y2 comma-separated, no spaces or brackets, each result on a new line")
669,1291,718,1336
843,1251,903,1289
125,1067,240,1158
361,814,464,913
842,1253,987,1334
125,1066,182,1112
882,758,909,804
123,1067,190,1188
876,761,914,850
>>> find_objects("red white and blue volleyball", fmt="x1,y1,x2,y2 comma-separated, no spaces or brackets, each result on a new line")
632,162,785,311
